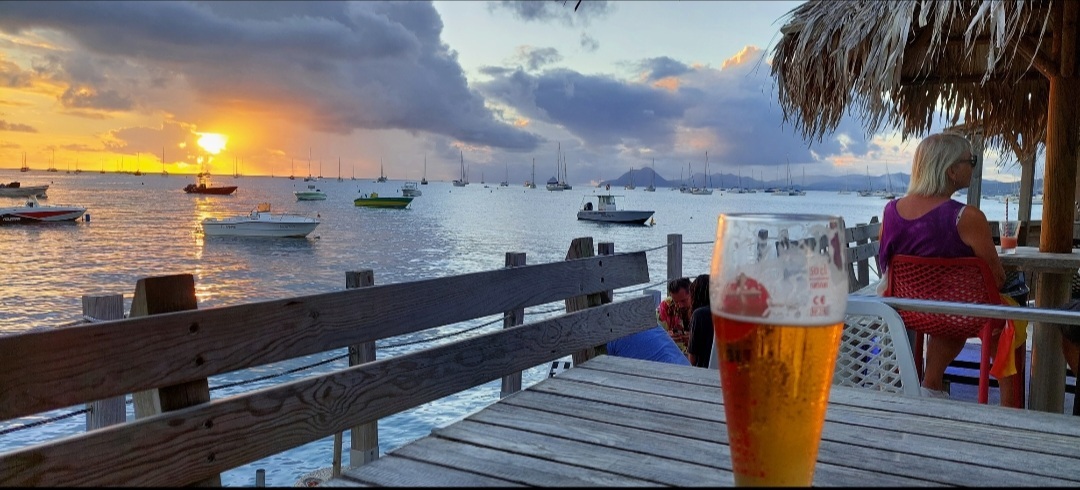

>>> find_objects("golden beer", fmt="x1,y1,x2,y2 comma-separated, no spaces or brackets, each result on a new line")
709,213,848,487
712,314,842,486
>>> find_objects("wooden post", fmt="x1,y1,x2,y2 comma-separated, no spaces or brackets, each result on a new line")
667,233,683,281
345,269,379,467
255,469,265,487
1031,3,1080,413
84,294,126,431
855,223,870,290
966,131,985,209
565,237,610,365
500,252,526,398
128,274,219,486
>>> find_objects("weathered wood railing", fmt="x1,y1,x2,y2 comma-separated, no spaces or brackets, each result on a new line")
0,244,655,486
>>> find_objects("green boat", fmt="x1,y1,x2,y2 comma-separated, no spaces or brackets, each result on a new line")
354,192,413,209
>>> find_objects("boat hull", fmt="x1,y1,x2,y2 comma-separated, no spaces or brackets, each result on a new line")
354,197,413,209
184,184,237,195
0,206,86,224
202,218,319,238
577,210,654,225
0,185,49,198
294,192,327,201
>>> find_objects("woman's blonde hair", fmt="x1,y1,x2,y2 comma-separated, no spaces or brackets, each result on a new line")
906,133,972,197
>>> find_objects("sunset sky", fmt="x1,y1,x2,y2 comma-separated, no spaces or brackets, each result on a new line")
0,1,1025,184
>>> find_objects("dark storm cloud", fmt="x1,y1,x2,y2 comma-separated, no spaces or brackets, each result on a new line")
0,58,33,87
0,120,37,132
516,46,562,71
59,86,134,111
481,68,688,148
489,0,614,27
637,57,691,82
0,1,541,150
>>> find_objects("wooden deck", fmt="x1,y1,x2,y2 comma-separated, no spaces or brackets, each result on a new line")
327,355,1080,487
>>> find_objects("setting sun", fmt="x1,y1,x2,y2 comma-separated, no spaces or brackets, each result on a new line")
197,133,228,154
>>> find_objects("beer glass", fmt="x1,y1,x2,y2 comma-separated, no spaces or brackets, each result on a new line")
709,214,848,486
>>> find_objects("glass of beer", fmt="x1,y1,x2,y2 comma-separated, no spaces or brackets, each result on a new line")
709,214,848,486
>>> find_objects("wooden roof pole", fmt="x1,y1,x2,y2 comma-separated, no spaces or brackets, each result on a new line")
1030,0,1080,414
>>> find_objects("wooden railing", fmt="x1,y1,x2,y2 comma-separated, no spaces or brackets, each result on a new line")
0,242,655,486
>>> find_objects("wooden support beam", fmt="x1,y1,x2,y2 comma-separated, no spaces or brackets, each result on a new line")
500,253,526,398
345,270,378,468
1016,37,1059,79
83,294,126,431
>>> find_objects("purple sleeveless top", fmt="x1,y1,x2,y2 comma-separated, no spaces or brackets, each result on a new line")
879,199,974,274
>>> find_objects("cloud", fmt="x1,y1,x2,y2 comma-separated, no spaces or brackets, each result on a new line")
636,57,691,82
488,0,614,27
515,46,562,71
0,1,541,150
0,120,37,132
579,32,599,52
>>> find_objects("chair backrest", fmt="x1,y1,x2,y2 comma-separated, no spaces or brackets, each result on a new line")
834,296,920,396
885,254,1004,338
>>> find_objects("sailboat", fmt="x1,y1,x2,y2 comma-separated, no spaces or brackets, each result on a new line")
684,152,713,195
500,162,509,186
133,152,142,176
624,167,636,190
304,149,314,182
376,159,388,183
289,159,296,180
47,150,58,172
881,161,897,199
421,156,428,185
75,153,83,174
858,165,873,197
20,152,29,172
453,151,468,187
337,158,344,182
233,156,240,179
645,159,656,191
160,147,168,176
351,164,356,181
546,143,572,191
525,158,537,188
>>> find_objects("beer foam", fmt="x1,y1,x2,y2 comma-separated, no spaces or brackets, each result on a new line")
710,218,847,324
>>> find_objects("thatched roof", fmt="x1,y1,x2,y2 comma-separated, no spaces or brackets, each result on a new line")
771,0,1054,163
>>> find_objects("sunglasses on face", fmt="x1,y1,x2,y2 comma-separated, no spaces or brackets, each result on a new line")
957,155,978,168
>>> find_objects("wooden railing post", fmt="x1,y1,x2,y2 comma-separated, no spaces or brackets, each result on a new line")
128,274,219,486
667,233,683,281
83,294,126,431
501,252,527,398
345,270,378,468
566,237,611,365
855,223,870,289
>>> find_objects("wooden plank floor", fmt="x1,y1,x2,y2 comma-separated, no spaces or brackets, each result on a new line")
326,356,1080,487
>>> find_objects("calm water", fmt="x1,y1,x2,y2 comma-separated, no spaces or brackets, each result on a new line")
0,170,1035,486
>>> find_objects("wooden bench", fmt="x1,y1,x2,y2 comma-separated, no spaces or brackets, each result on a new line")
0,240,656,486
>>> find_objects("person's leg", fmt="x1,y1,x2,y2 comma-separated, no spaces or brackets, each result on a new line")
1063,338,1080,378
922,335,966,392
987,331,1022,408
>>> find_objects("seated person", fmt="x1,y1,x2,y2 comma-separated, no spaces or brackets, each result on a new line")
685,274,713,368
658,277,692,358
878,132,1026,406
606,325,691,366
1059,299,1080,378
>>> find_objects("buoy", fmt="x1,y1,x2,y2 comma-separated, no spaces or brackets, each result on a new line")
84,213,91,222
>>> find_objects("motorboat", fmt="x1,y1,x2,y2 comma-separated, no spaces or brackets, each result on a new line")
201,203,319,238
294,184,327,201
0,181,49,198
355,191,413,209
0,195,86,224
400,181,422,197
577,194,654,225
184,174,237,195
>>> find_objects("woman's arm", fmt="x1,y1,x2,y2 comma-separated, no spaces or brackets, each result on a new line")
957,205,1006,289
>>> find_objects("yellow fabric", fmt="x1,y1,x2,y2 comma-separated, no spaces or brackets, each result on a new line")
989,294,1028,379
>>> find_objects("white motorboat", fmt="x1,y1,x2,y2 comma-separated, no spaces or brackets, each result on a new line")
577,194,654,225
294,184,327,201
0,195,85,224
201,203,320,238
400,181,422,197
0,181,49,198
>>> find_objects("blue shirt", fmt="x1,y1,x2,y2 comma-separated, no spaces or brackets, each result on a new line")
606,326,691,366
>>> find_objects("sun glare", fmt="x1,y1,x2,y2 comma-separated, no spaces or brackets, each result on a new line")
197,133,228,154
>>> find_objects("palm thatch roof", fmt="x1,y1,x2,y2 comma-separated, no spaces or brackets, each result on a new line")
771,0,1054,163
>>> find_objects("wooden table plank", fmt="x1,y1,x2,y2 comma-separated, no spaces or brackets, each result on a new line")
339,455,522,487
328,356,1080,487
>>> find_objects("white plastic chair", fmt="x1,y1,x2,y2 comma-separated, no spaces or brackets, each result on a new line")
834,296,921,396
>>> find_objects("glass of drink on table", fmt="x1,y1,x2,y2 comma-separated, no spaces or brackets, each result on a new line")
709,214,848,486
1000,220,1021,255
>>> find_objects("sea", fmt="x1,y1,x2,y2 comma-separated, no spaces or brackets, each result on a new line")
0,170,1036,486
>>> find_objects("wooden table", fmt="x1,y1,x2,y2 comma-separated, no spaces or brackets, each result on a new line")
325,356,1080,487
1000,246,1080,413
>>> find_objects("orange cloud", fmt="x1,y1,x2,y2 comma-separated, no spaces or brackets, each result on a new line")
652,77,680,92
721,45,762,71
514,117,530,127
